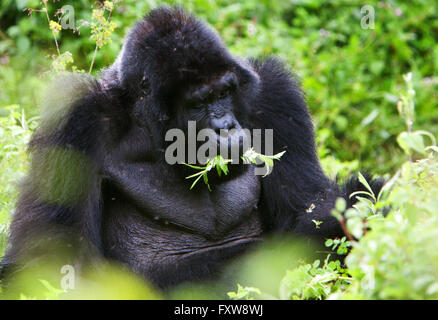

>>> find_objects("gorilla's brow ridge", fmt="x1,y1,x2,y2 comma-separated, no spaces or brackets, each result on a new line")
185,72,237,102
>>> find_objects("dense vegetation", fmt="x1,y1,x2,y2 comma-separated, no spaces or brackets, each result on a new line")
0,0,437,299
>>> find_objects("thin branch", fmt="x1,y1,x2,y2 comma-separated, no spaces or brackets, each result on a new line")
89,4,114,74
338,217,355,242
42,0,61,56
88,44,99,74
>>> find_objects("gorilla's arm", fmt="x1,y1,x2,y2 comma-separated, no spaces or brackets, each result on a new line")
248,58,372,239
1,76,113,268
103,133,260,238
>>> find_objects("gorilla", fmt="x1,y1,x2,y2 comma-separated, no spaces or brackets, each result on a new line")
0,6,383,289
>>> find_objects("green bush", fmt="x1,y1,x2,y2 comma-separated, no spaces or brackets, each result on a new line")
228,73,438,300
0,105,36,257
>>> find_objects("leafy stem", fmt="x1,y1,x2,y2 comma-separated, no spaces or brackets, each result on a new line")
184,148,286,190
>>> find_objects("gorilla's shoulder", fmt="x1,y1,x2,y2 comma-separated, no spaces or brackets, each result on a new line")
30,73,127,154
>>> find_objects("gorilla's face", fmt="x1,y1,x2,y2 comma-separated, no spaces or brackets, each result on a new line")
173,71,250,157
118,7,261,162
181,72,239,131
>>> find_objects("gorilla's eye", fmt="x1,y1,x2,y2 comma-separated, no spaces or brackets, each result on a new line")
193,102,206,109
140,76,151,95
218,89,229,100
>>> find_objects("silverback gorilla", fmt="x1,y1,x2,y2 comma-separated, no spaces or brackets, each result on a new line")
1,6,383,289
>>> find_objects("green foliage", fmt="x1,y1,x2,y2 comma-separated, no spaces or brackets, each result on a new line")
334,73,438,299
227,284,261,300
241,148,286,176
88,1,119,73
184,156,232,190
0,105,36,257
5,257,162,299
278,257,350,300
325,237,350,256
184,148,285,190
230,73,438,300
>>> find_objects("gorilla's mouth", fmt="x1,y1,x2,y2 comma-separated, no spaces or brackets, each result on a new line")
167,236,262,257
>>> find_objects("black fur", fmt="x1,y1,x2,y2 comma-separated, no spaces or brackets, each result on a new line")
0,6,383,289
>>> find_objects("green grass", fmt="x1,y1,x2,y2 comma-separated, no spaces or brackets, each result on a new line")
0,105,36,256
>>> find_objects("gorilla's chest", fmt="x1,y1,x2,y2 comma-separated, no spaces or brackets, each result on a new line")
104,161,261,237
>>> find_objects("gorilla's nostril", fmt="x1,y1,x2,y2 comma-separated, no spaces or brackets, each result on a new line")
212,116,231,131
214,120,235,134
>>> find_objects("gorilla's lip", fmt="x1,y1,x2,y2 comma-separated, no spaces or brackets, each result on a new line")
167,236,262,257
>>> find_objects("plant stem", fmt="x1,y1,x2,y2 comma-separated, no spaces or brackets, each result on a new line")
339,218,355,242
42,1,60,56
88,44,99,74
88,6,114,74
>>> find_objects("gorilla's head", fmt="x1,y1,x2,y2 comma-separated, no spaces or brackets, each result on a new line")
116,6,261,158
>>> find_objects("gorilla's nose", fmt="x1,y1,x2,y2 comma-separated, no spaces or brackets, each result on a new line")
211,114,237,133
